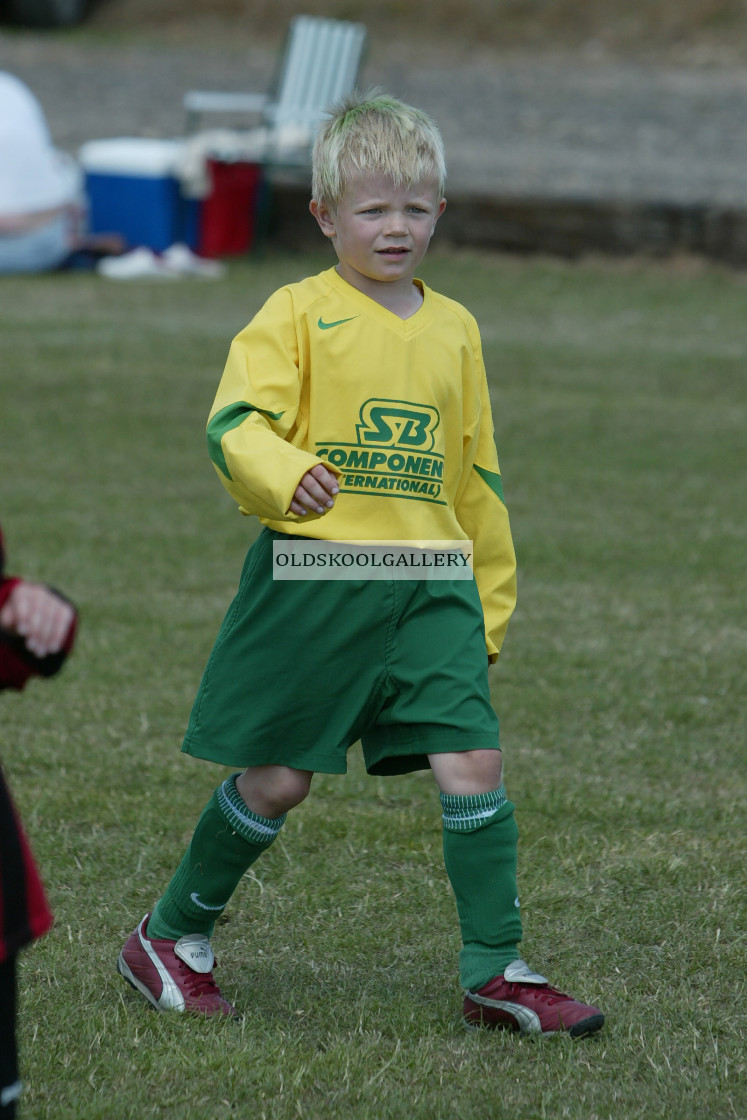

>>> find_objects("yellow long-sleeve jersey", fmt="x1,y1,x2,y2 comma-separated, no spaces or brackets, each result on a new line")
207,267,517,659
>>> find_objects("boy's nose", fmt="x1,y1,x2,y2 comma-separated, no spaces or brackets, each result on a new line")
383,212,407,235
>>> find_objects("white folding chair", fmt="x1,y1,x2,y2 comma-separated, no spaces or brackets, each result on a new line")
183,15,368,170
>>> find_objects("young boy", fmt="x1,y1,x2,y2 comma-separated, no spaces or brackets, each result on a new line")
118,92,604,1038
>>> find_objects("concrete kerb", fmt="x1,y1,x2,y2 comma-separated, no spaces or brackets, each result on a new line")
268,181,747,266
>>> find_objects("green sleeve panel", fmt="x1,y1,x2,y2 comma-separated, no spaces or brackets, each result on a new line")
473,464,505,505
207,402,284,480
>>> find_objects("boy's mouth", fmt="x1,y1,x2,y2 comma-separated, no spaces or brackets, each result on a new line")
377,247,409,255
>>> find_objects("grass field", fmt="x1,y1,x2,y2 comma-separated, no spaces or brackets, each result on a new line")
0,249,744,1119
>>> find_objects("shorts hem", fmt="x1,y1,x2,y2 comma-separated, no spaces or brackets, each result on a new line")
365,727,499,753
362,727,500,776
181,736,349,775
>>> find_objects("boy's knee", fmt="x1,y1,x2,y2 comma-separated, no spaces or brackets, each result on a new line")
429,749,503,795
235,765,313,819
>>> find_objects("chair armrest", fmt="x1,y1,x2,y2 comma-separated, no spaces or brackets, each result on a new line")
183,91,269,113
184,91,270,133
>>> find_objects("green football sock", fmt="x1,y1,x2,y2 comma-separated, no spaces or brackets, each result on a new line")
441,785,523,990
147,773,286,941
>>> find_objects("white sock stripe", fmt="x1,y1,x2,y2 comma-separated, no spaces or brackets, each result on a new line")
444,805,503,826
218,779,286,844
440,784,507,830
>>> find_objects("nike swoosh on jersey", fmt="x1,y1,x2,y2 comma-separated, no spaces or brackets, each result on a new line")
318,316,357,330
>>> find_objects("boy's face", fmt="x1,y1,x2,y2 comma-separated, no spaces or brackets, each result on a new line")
310,172,446,300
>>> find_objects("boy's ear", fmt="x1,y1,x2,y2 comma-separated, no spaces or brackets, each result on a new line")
310,199,336,238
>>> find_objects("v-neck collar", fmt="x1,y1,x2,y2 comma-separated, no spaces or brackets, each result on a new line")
323,268,432,335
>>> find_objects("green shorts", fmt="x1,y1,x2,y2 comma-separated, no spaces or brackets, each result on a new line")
182,529,500,776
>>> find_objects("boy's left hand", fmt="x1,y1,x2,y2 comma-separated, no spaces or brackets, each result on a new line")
288,464,340,517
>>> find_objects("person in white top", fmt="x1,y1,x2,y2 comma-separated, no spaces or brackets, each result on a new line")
0,70,118,274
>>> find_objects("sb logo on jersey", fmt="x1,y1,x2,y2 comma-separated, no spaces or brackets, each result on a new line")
355,399,440,452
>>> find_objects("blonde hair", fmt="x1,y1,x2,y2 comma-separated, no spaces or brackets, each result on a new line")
311,90,446,207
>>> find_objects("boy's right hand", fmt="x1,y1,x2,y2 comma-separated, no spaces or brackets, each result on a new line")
288,464,340,517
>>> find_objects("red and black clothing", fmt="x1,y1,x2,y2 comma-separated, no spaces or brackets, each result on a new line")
0,526,77,1117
